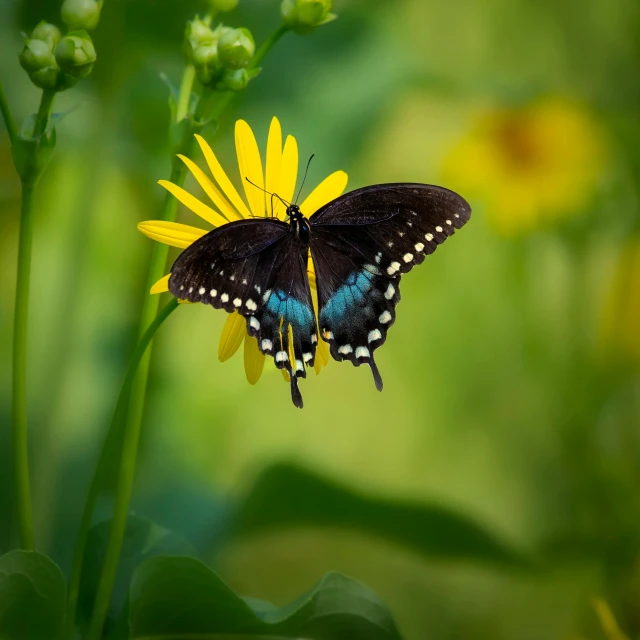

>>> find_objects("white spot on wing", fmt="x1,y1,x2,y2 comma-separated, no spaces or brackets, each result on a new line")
384,283,395,300
246,299,257,311
403,253,413,263
355,346,370,359
368,329,382,343
446,219,452,225
303,352,313,362
261,339,272,351
233,298,242,308
295,359,304,372
262,289,271,302
210,289,217,297
436,225,443,232
249,316,260,331
425,233,434,241
188,287,193,293
311,334,318,344
387,261,401,275
221,293,229,303
198,287,205,295
275,351,288,363
415,242,424,252
379,310,392,324
338,344,353,355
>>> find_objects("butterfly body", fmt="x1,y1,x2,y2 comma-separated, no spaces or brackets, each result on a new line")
169,183,471,408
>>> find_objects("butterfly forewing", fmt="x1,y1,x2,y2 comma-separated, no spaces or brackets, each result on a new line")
308,183,471,388
168,218,316,408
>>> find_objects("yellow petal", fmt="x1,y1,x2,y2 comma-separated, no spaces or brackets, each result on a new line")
138,220,207,249
150,274,171,294
300,170,349,217
177,154,242,222
244,335,265,384
277,134,298,219
194,134,252,219
158,180,229,228
265,117,282,219
218,312,246,362
235,119,265,218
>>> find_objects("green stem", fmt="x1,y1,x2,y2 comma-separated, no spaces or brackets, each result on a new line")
0,79,17,144
250,23,288,70
85,24,289,640
64,298,179,640
176,65,196,123
12,184,37,551
33,89,55,138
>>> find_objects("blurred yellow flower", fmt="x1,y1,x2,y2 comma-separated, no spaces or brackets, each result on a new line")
599,237,640,365
138,117,344,384
442,98,605,236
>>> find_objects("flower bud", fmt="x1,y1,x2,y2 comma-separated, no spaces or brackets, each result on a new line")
31,21,62,49
210,0,239,12
19,39,59,90
217,27,254,69
55,30,96,79
61,0,103,31
281,0,336,34
184,17,216,65
215,67,260,91
193,43,221,85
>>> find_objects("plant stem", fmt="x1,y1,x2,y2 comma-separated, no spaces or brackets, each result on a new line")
65,298,179,640
0,79,17,144
12,184,37,551
33,89,55,138
176,65,196,123
251,23,288,69
85,24,289,639
10,87,57,551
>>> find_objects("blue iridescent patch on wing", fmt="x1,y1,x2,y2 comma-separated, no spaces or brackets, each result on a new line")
265,289,315,330
319,269,376,326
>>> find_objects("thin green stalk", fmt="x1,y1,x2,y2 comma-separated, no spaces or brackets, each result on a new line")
0,79,17,144
10,87,57,551
176,65,196,123
33,89,55,137
12,183,37,551
86,25,289,640
64,297,179,640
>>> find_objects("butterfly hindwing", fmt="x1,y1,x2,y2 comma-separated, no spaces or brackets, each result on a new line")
309,183,471,388
168,218,316,407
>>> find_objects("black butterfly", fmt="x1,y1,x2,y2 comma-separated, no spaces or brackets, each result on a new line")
169,183,471,408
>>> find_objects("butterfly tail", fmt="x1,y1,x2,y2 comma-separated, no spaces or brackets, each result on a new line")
288,367,304,408
369,357,384,392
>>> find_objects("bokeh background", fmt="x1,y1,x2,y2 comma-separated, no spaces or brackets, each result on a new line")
2,0,640,638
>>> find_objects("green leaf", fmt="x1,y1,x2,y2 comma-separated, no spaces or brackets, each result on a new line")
130,556,403,640
0,550,66,640
77,515,197,635
230,462,531,568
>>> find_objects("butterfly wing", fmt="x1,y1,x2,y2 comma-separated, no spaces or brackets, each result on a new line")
169,218,316,408
309,183,471,389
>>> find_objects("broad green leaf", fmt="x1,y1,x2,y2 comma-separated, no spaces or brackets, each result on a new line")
0,550,66,640
230,462,531,568
130,556,403,639
77,515,197,635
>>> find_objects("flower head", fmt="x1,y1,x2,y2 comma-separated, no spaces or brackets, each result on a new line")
139,117,347,385
442,98,606,236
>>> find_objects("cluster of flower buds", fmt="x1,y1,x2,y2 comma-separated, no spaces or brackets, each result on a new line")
184,16,256,90
280,0,335,35
18,0,99,92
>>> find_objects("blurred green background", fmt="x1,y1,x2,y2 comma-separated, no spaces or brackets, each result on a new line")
2,0,640,638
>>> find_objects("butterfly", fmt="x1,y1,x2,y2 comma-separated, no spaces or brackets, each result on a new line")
169,182,471,408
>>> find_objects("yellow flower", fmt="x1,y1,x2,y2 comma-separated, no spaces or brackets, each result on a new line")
138,117,346,384
599,236,640,366
442,98,606,236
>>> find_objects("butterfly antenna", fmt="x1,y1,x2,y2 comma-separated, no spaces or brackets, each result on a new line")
295,154,315,205
245,177,290,212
